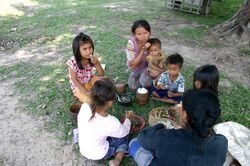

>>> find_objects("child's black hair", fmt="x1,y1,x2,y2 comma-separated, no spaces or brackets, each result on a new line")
183,89,221,139
89,79,115,120
166,53,184,68
131,19,151,34
148,38,161,49
72,33,94,70
193,64,219,95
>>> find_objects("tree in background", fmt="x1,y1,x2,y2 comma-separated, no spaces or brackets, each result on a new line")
212,0,250,41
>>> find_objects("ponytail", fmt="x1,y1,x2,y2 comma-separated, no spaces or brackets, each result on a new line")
89,79,115,120
183,89,221,138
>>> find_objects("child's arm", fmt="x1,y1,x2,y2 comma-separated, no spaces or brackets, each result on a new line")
90,55,104,76
128,43,150,69
68,67,90,95
168,91,183,97
159,60,165,69
168,79,185,97
148,63,164,73
155,73,167,89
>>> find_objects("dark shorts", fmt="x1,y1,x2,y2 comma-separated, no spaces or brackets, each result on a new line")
151,86,183,102
103,135,129,160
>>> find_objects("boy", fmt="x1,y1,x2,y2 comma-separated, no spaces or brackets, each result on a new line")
151,53,184,104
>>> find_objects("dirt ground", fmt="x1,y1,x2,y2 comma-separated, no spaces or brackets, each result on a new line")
0,2,249,166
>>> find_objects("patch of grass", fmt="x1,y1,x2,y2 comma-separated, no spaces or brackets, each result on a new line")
170,0,244,26
219,81,250,127
161,27,208,45
177,27,208,40
240,48,250,57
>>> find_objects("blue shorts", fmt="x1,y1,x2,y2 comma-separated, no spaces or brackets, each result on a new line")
150,86,183,103
129,138,153,166
103,135,129,160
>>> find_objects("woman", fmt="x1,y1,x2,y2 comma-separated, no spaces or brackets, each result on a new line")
129,89,228,166
126,19,152,91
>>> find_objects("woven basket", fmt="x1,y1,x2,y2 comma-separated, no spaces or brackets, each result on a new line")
148,107,181,129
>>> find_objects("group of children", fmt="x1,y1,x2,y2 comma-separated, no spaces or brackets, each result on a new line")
66,20,220,166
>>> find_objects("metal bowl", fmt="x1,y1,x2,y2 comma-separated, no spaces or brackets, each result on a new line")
116,94,133,106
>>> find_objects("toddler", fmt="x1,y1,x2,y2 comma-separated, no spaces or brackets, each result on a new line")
145,38,166,83
151,53,184,104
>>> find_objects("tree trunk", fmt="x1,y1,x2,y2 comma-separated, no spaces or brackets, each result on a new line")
212,0,250,39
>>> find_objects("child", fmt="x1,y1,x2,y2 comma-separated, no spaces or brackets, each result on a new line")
126,19,152,91
67,33,104,102
76,79,134,166
151,53,184,104
170,64,220,128
145,38,166,82
193,64,219,95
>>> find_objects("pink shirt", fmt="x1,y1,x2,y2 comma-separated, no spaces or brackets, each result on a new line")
66,56,94,90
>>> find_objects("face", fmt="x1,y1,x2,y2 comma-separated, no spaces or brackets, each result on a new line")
106,100,113,109
149,44,161,56
79,42,93,59
134,27,150,44
167,64,181,76
194,80,202,89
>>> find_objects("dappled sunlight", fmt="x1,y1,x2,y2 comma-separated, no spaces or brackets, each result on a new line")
0,46,58,67
102,1,137,12
54,33,72,43
41,75,51,81
0,0,38,16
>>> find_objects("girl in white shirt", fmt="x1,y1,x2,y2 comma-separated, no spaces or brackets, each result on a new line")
77,79,134,166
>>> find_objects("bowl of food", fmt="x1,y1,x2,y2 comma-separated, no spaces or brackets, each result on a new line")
121,114,145,132
116,94,133,106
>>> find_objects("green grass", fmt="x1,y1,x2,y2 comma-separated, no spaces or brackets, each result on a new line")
1,0,249,165
171,0,245,26
240,48,250,57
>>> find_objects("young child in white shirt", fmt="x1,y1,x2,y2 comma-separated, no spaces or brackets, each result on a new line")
76,79,134,166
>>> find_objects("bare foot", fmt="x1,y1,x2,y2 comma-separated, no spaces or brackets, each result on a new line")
109,158,120,166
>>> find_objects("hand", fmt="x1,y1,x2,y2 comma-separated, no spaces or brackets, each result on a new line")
142,42,151,50
90,55,99,65
125,111,134,120
168,91,174,97
159,84,166,90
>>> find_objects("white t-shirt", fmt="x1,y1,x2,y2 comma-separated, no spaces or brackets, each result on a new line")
78,103,131,160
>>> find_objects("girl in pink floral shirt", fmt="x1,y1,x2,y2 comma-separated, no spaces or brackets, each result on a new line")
67,33,104,101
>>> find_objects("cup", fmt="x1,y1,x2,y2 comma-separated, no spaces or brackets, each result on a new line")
136,88,149,105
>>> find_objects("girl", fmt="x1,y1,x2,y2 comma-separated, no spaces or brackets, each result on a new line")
67,33,104,102
126,19,152,91
193,64,219,95
129,89,228,166
76,79,134,166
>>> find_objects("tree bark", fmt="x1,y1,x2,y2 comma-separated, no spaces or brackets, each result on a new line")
212,0,250,38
